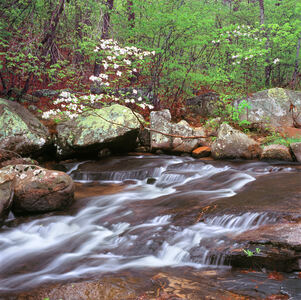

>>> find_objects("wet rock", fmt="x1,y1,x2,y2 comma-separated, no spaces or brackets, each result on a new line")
146,177,156,184
0,171,14,226
225,222,301,272
192,146,211,158
56,104,143,157
0,98,50,156
1,164,74,215
211,123,261,159
290,142,301,162
150,109,206,153
235,88,301,128
261,144,293,161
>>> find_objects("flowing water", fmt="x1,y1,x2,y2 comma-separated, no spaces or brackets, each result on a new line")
0,155,301,299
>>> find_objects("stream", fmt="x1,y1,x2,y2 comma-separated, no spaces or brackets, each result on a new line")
0,155,301,299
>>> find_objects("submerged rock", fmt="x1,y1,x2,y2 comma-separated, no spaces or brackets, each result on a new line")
1,164,74,214
0,98,50,156
56,104,142,157
211,123,261,159
0,172,14,226
261,144,293,161
236,88,301,128
150,110,206,153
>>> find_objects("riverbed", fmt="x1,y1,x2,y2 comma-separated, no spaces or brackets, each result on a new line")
1,155,300,299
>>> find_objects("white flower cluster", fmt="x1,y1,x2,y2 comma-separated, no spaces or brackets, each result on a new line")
42,92,86,120
90,39,155,88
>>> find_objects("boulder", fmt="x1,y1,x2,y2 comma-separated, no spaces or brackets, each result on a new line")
0,157,38,169
0,98,50,156
150,110,206,153
56,104,143,157
0,172,14,225
291,142,301,162
1,165,74,214
236,88,301,128
185,92,220,117
261,144,293,161
211,123,261,159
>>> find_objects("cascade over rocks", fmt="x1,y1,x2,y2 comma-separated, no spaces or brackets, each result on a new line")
0,98,50,156
56,104,143,157
236,88,301,128
211,123,261,159
261,144,293,161
0,172,14,226
1,164,74,215
150,109,206,153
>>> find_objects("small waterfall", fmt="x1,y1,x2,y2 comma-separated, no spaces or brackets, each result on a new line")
0,156,292,293
204,212,273,231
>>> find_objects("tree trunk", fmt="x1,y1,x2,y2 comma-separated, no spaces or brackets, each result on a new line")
127,0,135,29
258,0,264,25
258,0,271,86
292,35,301,89
74,0,84,64
41,0,70,60
94,0,114,76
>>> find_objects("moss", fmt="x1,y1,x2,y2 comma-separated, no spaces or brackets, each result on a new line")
268,88,288,102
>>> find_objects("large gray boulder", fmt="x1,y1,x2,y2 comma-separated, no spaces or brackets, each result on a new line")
261,144,293,161
211,123,261,159
150,110,206,153
236,88,301,128
0,98,50,156
0,171,14,225
290,142,301,162
1,165,74,215
56,104,143,157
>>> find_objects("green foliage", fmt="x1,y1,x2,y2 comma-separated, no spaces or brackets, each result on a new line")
263,133,301,146
0,0,300,108
243,247,261,257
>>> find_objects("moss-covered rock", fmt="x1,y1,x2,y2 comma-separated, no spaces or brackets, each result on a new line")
56,104,142,157
236,88,301,128
0,98,50,156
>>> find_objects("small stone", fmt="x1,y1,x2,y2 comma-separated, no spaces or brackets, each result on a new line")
146,178,156,184
192,146,211,158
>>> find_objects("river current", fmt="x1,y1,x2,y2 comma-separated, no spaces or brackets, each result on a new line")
0,155,300,298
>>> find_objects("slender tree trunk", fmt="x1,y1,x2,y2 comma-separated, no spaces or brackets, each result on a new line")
127,0,135,29
292,36,301,89
74,0,84,64
258,0,271,86
41,0,69,59
258,0,264,25
94,0,114,76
